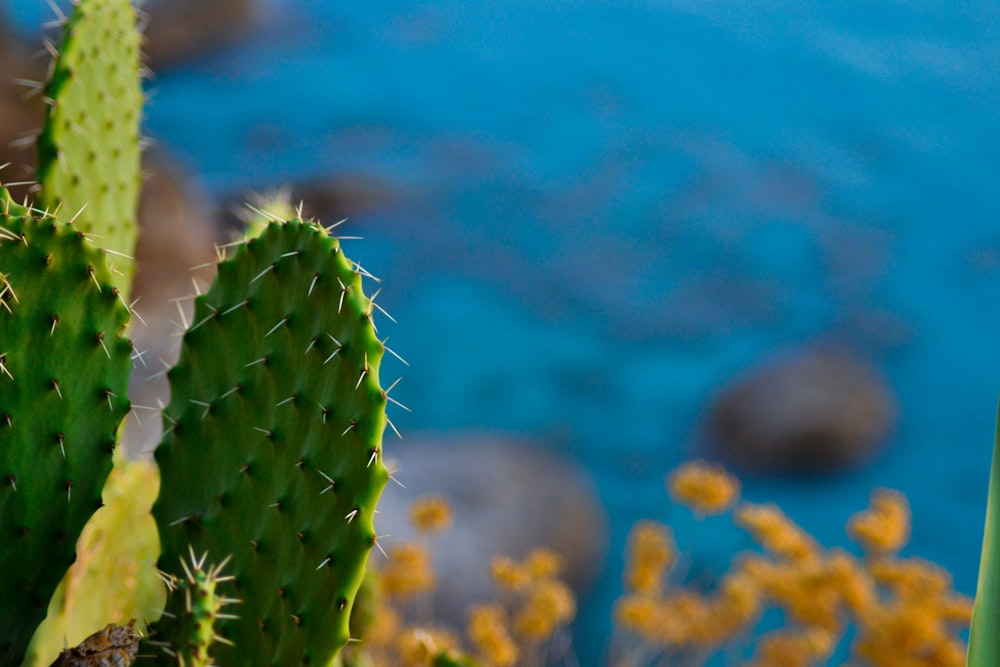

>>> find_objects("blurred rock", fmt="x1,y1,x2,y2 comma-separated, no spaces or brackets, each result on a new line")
141,0,257,71
706,348,897,475
377,433,607,627
0,18,44,194
124,151,220,457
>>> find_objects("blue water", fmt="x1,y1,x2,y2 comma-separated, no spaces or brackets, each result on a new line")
9,0,1000,660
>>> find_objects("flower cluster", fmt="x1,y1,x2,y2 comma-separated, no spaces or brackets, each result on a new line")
357,497,576,667
612,460,974,667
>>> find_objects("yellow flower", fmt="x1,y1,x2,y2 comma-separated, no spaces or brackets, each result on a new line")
490,555,530,592
513,579,576,642
396,627,461,667
524,548,564,581
380,542,436,600
409,495,454,534
667,459,740,516
467,604,519,667
748,628,836,667
847,489,910,554
734,502,817,561
623,521,675,594
614,594,662,641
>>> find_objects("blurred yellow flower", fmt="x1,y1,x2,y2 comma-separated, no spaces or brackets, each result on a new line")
468,603,519,667
847,488,910,554
380,542,435,601
667,459,740,516
409,495,454,534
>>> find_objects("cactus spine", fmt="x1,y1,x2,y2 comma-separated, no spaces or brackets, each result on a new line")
35,0,143,299
0,190,132,665
149,219,390,664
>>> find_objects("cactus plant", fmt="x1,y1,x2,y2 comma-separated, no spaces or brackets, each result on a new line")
0,190,133,665
968,404,1000,667
23,457,164,667
148,218,390,664
148,549,238,667
35,0,143,299
0,1,390,663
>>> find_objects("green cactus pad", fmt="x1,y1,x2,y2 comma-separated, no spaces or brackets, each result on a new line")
36,0,143,299
152,219,390,666
0,192,133,665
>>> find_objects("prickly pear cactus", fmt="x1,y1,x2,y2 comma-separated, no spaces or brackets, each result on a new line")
149,550,237,667
151,219,390,665
0,189,133,665
36,0,143,298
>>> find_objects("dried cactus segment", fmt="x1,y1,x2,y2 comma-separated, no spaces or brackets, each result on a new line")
25,457,164,667
153,219,390,666
48,621,139,667
36,0,143,298
147,549,237,667
0,193,133,665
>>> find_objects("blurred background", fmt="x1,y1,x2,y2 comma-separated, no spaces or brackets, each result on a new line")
2,0,999,660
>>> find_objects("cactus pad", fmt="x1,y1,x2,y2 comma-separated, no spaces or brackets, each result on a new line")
152,219,390,665
0,191,133,665
36,0,143,298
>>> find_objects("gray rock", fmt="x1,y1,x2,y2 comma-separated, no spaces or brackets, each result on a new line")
377,433,607,627
706,348,897,475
